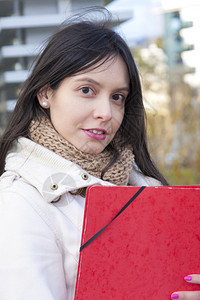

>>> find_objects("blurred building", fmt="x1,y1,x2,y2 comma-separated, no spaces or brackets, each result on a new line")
161,1,200,168
0,0,132,133
180,5,200,88
163,10,194,79
161,0,200,87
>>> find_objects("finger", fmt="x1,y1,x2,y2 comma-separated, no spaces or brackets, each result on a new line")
171,291,200,299
184,275,200,285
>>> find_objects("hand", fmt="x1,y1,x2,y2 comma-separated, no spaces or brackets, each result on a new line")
171,275,200,299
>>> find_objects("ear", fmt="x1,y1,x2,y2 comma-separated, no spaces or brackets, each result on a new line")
37,87,50,109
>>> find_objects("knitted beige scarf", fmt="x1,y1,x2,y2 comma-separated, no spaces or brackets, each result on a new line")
28,117,134,185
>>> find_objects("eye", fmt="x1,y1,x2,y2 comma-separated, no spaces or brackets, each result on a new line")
112,94,125,103
81,87,94,96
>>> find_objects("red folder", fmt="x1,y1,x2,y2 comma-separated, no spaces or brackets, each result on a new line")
75,186,200,299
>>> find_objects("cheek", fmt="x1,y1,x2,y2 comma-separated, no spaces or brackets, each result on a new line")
49,101,70,121
113,108,125,131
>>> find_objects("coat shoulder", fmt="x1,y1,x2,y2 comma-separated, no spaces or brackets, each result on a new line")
128,166,162,186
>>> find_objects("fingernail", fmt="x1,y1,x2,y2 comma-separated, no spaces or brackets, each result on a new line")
171,294,179,299
184,275,192,281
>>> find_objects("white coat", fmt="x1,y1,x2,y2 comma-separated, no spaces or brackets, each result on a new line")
0,137,161,300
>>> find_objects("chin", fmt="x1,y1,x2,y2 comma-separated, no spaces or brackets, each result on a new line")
78,142,106,155
82,147,105,155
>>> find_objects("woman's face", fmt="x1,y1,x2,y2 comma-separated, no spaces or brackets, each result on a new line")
38,55,129,154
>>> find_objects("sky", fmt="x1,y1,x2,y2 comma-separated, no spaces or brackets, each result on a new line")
106,0,163,45
161,0,200,10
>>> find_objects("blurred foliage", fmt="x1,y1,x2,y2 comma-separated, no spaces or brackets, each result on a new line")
155,37,164,49
131,44,200,186
164,165,200,186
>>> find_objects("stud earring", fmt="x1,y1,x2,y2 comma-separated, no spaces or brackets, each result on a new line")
42,101,48,107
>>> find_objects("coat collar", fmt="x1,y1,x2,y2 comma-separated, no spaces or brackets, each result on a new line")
5,137,114,203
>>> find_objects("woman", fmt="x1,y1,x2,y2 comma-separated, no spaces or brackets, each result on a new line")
0,11,199,300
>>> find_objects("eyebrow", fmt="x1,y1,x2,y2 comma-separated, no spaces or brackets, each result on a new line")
75,77,101,87
74,77,129,92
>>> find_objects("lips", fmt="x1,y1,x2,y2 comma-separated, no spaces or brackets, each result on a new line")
82,128,107,140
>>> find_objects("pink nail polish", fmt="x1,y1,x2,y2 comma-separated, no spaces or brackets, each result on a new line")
171,294,179,299
184,275,192,281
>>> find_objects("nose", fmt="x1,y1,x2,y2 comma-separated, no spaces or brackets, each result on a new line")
93,97,112,121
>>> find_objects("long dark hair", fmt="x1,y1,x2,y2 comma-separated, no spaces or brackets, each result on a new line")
0,9,168,185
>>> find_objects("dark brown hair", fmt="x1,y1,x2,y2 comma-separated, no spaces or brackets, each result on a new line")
0,9,168,185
